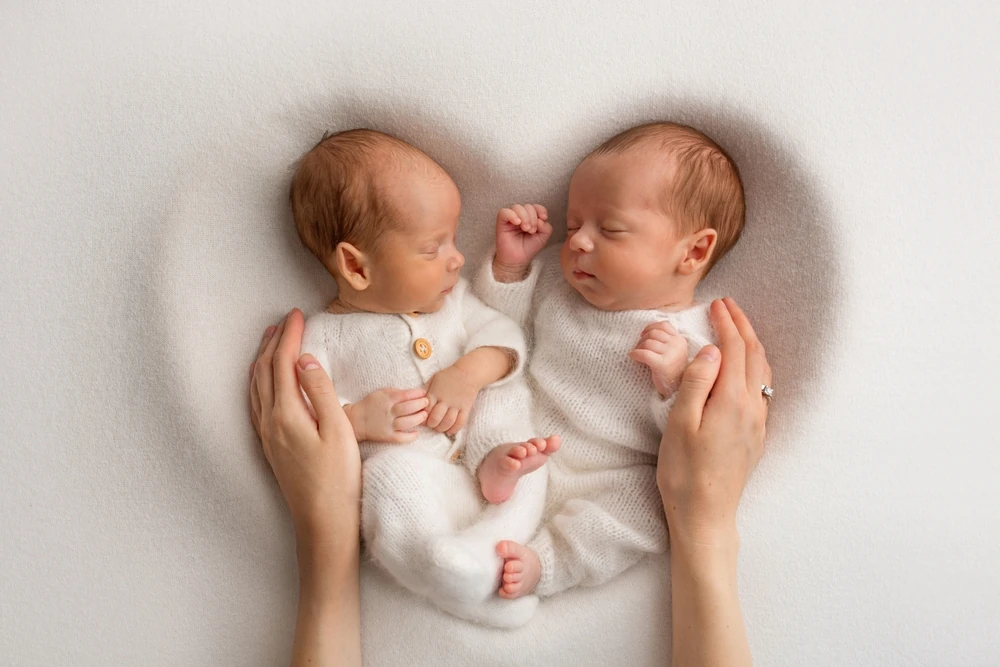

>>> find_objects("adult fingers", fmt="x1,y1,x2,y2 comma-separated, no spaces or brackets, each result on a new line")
257,325,277,359
255,315,287,415
669,345,722,431
710,299,746,400
722,297,768,397
296,354,342,440
272,309,305,402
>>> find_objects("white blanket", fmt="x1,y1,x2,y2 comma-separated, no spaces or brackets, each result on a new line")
2,2,998,665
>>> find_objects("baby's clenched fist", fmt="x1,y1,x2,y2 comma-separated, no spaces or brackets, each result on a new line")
494,204,552,281
629,321,690,398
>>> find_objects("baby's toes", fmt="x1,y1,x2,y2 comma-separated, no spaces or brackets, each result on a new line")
503,571,523,584
502,456,522,472
509,444,528,460
504,560,524,574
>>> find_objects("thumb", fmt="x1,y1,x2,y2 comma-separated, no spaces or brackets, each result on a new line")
296,354,341,435
671,345,721,428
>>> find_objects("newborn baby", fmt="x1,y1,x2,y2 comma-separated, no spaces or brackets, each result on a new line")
290,129,557,626
467,122,746,598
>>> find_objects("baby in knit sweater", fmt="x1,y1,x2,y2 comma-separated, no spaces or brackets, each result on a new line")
289,129,558,625
463,122,746,599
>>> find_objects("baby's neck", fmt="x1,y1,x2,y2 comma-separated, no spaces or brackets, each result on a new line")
325,292,419,316
577,283,698,313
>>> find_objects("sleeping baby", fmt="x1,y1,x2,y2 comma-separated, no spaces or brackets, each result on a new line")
289,129,558,625
436,121,746,599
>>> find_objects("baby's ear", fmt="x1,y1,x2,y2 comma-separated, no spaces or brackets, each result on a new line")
335,242,371,290
678,229,718,276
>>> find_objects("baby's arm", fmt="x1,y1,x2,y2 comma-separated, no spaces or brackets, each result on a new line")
473,204,551,330
423,347,513,435
301,315,428,444
344,388,429,444
425,281,527,435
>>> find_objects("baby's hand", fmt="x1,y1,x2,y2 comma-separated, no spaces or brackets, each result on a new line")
346,388,429,444
494,204,552,279
425,365,481,436
629,321,690,398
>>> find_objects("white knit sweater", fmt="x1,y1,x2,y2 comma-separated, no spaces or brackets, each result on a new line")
473,246,716,596
300,277,548,627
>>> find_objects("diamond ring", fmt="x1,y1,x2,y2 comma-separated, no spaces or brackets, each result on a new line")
761,385,774,402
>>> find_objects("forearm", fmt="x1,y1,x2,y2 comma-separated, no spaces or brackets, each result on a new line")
454,346,513,388
667,525,752,667
290,522,362,667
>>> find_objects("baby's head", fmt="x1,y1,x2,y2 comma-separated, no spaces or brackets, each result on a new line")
290,129,464,314
561,122,745,311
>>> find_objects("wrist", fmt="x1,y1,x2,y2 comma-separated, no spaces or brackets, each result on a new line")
343,402,365,441
296,520,360,594
493,257,530,283
664,509,741,556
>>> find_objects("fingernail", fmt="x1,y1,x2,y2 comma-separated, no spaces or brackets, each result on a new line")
298,356,320,371
698,346,720,361
264,325,276,338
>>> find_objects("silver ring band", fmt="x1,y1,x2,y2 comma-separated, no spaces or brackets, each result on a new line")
761,384,774,401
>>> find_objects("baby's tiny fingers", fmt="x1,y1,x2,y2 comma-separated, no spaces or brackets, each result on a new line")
641,320,678,336
392,396,430,417
394,410,428,432
629,348,659,367
534,204,549,220
391,387,427,402
644,329,678,344
498,207,520,225
511,204,529,223
391,430,420,444
453,410,469,434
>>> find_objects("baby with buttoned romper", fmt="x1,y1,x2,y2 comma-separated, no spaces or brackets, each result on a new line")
436,122,747,600
289,129,560,627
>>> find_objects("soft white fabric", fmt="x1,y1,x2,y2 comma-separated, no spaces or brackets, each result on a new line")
473,246,715,595
300,278,547,626
3,2,999,666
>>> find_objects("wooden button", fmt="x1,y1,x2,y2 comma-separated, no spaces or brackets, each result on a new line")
449,449,463,463
413,338,432,359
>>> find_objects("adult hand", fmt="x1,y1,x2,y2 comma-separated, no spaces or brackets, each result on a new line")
657,297,771,667
249,308,363,667
249,308,362,543
658,297,771,543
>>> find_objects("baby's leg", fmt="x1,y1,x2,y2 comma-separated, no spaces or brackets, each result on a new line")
518,464,667,598
362,447,480,600
426,461,548,604
478,435,560,504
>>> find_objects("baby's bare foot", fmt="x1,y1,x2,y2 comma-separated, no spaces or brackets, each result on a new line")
496,541,541,599
479,435,561,504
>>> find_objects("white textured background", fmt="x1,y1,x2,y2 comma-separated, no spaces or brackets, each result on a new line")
2,1,998,665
